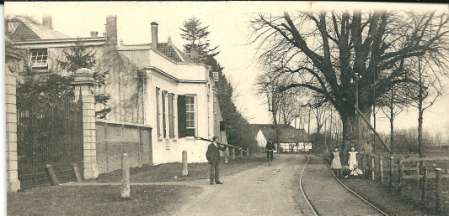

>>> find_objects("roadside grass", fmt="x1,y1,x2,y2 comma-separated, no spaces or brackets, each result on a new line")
7,185,201,216
340,175,438,215
93,154,267,183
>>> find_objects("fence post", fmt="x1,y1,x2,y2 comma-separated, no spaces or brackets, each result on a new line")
240,149,244,158
421,166,427,203
73,68,99,179
371,154,375,181
224,148,229,164
121,153,130,199
46,164,59,186
389,156,394,189
182,150,188,177
416,162,420,187
398,159,403,194
435,168,442,213
231,148,236,161
360,154,365,176
379,156,384,184
72,163,82,182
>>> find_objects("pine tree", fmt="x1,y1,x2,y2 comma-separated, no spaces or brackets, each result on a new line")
58,41,111,118
180,17,219,62
180,18,255,150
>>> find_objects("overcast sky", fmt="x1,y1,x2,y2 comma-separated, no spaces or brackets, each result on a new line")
5,1,449,138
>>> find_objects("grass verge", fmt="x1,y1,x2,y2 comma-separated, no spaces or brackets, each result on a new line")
8,185,201,216
340,178,438,216
93,155,266,183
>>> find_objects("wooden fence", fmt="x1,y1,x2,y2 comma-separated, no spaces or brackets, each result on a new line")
359,154,449,215
96,120,152,174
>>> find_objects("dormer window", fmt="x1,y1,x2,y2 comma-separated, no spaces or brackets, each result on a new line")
30,49,48,68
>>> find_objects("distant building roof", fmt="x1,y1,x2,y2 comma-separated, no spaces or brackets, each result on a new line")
7,16,70,41
118,42,194,64
250,124,310,143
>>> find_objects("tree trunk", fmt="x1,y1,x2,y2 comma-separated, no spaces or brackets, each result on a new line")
417,60,424,158
418,109,423,157
389,113,394,153
340,108,372,163
389,90,395,152
272,110,280,153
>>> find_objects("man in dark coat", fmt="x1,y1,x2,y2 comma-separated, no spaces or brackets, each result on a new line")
265,139,275,163
206,136,227,185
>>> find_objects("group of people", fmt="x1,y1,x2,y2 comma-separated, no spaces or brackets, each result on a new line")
330,147,363,178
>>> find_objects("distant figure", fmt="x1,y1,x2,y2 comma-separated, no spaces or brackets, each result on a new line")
348,147,358,171
265,139,276,165
331,148,342,177
206,136,226,185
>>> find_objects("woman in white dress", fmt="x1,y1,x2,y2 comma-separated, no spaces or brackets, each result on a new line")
348,147,358,171
331,148,342,177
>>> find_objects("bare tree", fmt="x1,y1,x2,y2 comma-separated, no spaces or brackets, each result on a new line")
256,70,284,150
251,10,449,153
379,85,408,152
408,58,442,157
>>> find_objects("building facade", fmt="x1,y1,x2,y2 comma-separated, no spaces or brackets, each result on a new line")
7,15,224,190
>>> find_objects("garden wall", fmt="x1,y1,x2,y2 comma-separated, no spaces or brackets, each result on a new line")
96,120,152,174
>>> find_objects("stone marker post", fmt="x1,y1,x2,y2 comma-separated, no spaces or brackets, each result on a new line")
73,68,99,179
231,148,236,161
182,150,188,176
46,164,59,186
72,163,82,182
121,153,130,199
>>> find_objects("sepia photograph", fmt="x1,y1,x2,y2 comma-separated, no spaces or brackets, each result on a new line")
3,1,449,215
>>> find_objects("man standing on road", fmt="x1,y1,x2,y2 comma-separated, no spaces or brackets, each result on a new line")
265,139,275,165
206,136,227,185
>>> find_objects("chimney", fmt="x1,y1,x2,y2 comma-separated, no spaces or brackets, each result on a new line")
42,15,52,29
151,22,158,49
105,16,117,45
90,31,98,37
167,36,172,45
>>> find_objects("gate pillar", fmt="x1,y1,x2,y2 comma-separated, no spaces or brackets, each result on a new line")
5,55,21,192
73,68,99,179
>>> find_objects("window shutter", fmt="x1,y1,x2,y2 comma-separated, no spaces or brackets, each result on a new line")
177,95,187,137
220,121,225,131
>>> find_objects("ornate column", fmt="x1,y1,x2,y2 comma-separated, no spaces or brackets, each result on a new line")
73,68,99,179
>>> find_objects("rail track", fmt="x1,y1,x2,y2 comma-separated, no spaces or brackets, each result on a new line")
298,155,389,216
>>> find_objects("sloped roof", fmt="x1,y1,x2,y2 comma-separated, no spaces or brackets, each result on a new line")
8,16,70,41
155,43,183,63
118,42,194,64
250,124,310,143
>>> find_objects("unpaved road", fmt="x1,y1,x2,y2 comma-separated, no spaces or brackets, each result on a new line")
172,154,305,216
171,154,383,216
